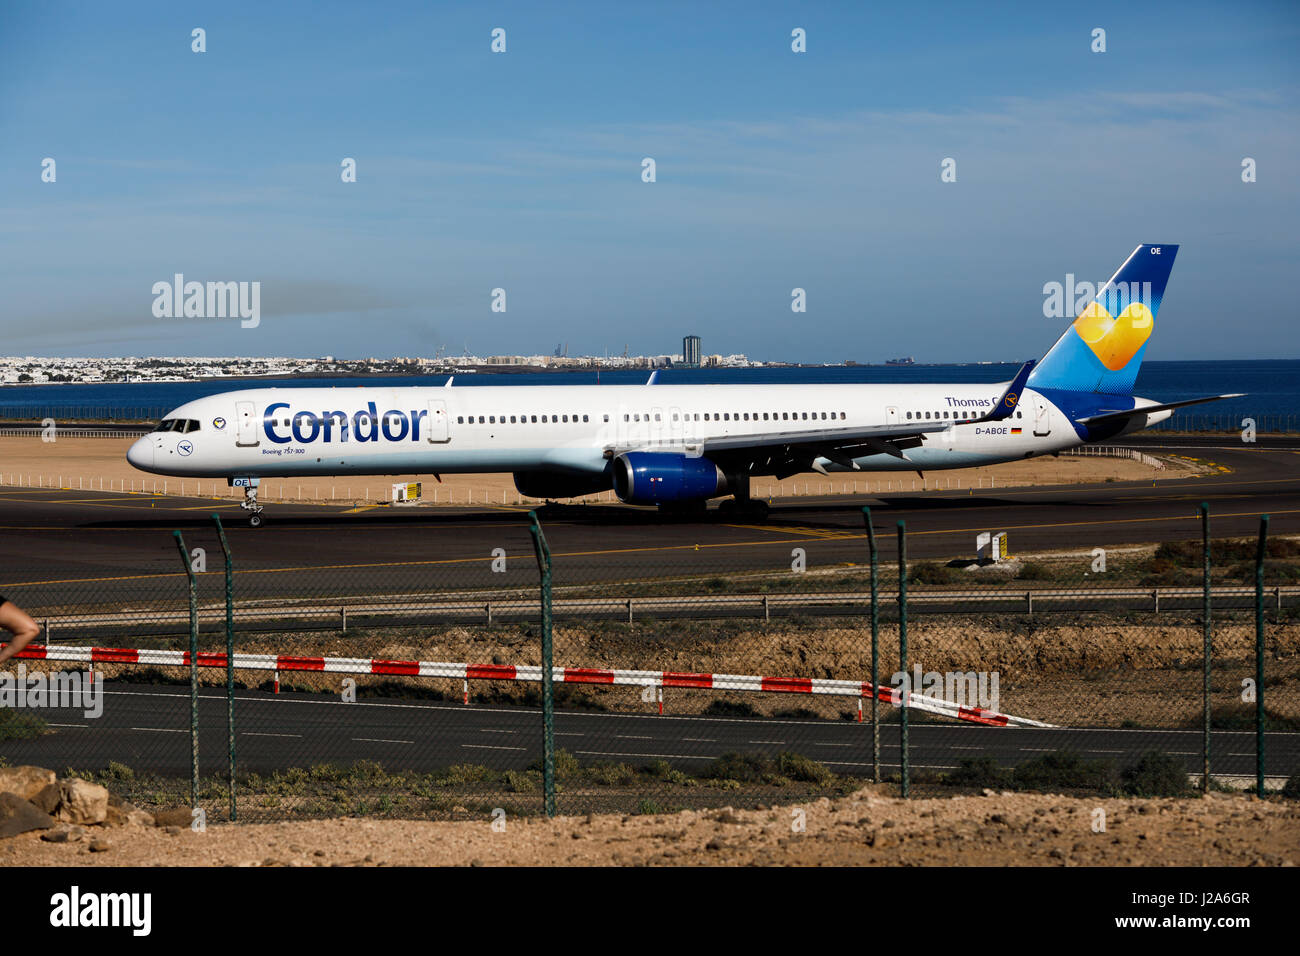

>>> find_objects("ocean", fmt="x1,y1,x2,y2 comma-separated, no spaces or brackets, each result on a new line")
0,360,1294,432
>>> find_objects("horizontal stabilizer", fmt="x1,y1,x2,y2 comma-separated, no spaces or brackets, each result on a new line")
1076,393,1245,425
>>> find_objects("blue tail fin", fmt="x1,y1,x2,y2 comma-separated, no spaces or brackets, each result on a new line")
1027,244,1178,396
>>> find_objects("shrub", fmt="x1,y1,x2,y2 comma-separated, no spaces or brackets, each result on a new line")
1015,561,1053,581
945,756,1012,790
529,748,581,780
439,763,493,785
588,762,634,786
1012,750,1117,793
705,752,771,783
702,699,759,718
776,752,834,787
1282,772,1300,799
0,709,45,741
1121,751,1191,797
503,770,537,793
909,562,953,585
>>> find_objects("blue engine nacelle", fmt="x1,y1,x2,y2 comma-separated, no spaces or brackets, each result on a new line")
613,452,726,505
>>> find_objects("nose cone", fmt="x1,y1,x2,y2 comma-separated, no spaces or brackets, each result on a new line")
127,436,154,472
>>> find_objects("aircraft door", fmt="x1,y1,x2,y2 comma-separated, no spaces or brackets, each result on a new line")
1033,397,1051,437
427,399,450,443
235,401,259,447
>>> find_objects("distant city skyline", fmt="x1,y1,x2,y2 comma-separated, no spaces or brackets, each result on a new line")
2,2,1297,362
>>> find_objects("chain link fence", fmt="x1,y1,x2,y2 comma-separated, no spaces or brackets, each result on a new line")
2,507,1296,825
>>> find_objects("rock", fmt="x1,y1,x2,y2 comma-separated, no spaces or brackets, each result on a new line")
41,823,88,843
0,766,56,802
30,784,61,815
89,837,111,853
105,800,154,828
0,792,56,839
164,826,182,836
153,808,194,828
55,778,109,825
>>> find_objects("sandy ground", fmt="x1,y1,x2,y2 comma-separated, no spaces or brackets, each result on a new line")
0,436,1187,506
3,786,1296,866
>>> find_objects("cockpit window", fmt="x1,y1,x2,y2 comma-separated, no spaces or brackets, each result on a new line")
153,418,199,434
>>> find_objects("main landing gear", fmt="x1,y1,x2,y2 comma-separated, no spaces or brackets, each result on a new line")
716,497,769,520
240,482,265,528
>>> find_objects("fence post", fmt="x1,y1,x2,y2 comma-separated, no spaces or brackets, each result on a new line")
1200,502,1211,794
211,514,237,822
862,507,880,784
1255,515,1269,796
897,519,909,799
527,510,557,818
173,531,200,813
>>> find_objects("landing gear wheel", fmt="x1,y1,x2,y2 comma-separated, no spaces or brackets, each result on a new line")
239,481,265,528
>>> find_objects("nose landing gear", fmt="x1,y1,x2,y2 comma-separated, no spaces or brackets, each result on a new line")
239,482,265,527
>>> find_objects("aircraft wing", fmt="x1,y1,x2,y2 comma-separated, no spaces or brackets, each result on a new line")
607,361,1037,475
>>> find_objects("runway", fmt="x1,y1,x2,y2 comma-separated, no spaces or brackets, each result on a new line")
7,682,1296,783
0,441,1296,612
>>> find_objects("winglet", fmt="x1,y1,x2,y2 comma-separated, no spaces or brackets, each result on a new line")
646,370,659,385
444,376,454,387
981,360,1036,422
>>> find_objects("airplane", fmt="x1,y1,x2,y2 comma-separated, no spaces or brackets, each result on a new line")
128,243,1240,527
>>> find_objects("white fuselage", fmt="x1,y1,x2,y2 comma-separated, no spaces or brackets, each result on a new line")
127,380,1091,483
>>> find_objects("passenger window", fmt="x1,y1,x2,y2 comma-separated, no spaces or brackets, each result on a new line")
583,415,589,422
603,414,609,423
655,413,660,421
457,416,464,424
563,415,569,423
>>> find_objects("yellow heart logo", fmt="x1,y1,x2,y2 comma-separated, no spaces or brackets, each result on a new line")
1072,301,1153,371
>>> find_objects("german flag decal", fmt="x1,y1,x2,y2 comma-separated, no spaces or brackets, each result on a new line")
1011,427,1022,435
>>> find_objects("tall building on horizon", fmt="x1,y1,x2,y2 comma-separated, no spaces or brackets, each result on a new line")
682,335,701,368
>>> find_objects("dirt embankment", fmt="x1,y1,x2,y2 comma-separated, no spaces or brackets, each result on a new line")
4,785,1296,867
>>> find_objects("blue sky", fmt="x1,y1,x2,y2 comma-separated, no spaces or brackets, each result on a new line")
1,0,1297,362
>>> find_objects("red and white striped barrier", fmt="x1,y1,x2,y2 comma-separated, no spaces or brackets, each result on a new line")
6,643,1054,728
